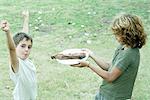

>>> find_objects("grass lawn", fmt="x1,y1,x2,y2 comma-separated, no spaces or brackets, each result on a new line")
0,0,150,100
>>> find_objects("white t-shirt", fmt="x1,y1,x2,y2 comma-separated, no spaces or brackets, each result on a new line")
9,58,37,100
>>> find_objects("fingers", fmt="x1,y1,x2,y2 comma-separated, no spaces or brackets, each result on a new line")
0,20,9,32
81,48,94,57
80,61,89,66
22,10,29,17
0,20,7,24
0,20,7,27
81,48,88,52
70,61,89,68
81,48,91,53
70,63,86,68
70,63,81,67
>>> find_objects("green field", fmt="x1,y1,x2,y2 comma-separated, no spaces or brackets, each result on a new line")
0,0,150,100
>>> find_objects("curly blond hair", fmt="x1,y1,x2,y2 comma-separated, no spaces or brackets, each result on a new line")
111,14,147,48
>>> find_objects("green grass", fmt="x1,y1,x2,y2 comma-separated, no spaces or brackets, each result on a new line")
0,0,150,100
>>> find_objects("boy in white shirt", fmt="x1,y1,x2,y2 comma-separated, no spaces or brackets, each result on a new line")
0,11,37,100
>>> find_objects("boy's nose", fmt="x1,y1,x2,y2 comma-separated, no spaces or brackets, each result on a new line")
25,47,29,51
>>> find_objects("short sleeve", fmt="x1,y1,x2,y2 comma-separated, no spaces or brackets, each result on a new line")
114,49,133,72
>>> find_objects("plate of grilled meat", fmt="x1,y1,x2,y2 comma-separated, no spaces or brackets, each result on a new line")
51,49,89,65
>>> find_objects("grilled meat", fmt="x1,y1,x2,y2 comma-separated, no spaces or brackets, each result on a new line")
51,52,86,60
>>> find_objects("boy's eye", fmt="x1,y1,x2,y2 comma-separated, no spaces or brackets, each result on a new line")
28,46,32,49
21,45,26,48
20,44,32,49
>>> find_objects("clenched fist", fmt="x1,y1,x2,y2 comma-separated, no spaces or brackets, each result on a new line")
0,20,10,32
22,10,29,18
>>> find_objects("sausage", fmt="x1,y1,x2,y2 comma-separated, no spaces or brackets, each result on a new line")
51,52,86,60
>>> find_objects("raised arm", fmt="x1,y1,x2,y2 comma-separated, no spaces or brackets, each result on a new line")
22,10,29,33
0,20,19,73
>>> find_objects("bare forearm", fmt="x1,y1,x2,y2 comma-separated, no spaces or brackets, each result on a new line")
88,63,112,82
90,54,111,70
87,63,122,83
22,17,29,33
5,31,16,50
1,20,18,72
5,31,18,72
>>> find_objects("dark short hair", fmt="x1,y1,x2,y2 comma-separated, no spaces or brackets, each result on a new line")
13,32,33,46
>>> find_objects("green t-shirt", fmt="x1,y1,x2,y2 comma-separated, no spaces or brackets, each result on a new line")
100,45,140,100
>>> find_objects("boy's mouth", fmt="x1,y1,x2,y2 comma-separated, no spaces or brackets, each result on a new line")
23,53,28,57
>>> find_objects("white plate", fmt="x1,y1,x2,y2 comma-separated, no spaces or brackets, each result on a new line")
56,49,89,65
